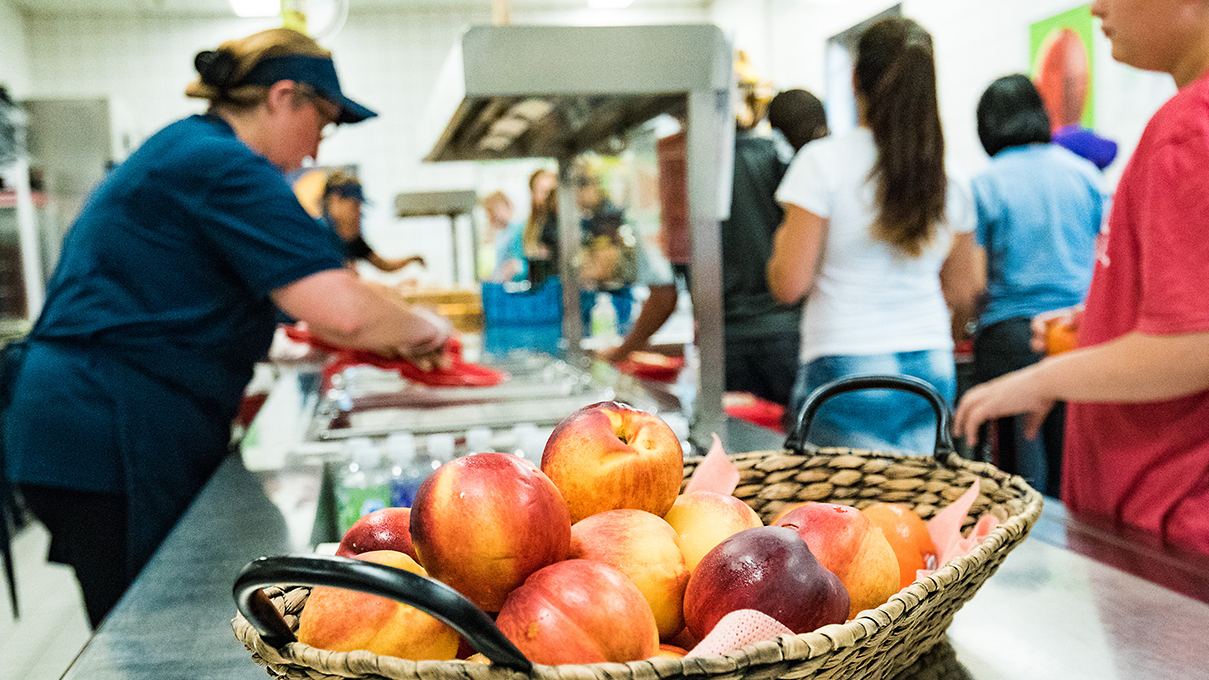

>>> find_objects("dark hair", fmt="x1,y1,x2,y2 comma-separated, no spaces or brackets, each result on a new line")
977,74,1052,157
768,89,828,152
855,17,946,258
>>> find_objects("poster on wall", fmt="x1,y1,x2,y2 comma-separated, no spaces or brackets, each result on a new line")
1029,5,1096,130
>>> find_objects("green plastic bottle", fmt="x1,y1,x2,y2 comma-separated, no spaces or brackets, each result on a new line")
335,437,391,536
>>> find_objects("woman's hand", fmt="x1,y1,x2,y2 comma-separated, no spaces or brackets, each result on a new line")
396,305,453,365
597,344,630,365
953,365,1055,445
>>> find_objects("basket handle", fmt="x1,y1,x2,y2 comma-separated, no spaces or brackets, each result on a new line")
233,554,533,672
784,374,956,464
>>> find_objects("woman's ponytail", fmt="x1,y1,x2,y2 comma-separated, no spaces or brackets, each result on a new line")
856,18,947,257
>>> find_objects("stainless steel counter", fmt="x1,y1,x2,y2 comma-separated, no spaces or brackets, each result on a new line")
60,453,1209,680
58,359,1209,679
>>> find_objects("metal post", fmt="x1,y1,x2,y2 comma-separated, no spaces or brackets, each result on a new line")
556,159,583,361
448,213,461,285
685,87,733,441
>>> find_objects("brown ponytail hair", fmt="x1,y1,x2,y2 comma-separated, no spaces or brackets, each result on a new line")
523,168,557,257
855,18,946,258
185,28,331,112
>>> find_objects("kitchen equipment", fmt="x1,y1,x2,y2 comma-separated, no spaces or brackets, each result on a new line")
421,23,735,438
309,349,625,440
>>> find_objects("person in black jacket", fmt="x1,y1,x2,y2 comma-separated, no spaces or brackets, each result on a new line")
723,89,829,407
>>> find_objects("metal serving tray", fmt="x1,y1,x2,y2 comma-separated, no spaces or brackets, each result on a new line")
307,350,625,440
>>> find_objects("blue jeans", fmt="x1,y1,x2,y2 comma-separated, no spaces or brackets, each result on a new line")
973,316,1063,497
787,350,956,456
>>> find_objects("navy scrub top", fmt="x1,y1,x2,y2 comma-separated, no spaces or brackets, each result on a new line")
6,113,344,493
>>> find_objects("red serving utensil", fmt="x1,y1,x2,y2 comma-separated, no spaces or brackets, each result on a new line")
282,325,507,389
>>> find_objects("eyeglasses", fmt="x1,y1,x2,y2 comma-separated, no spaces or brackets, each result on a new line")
316,101,341,139
300,89,341,140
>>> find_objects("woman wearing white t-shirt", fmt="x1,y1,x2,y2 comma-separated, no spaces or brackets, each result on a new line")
768,17,980,454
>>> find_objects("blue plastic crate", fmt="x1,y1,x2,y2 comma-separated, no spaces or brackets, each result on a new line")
480,277,564,327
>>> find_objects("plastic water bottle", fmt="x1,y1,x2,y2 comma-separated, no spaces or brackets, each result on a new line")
465,426,494,453
386,433,426,508
590,291,618,339
427,432,456,467
511,422,547,463
335,437,391,536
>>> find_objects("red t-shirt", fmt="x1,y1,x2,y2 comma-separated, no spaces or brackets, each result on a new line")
1063,74,1209,554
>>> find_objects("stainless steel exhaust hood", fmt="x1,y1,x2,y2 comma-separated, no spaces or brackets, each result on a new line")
423,24,735,441
422,24,732,162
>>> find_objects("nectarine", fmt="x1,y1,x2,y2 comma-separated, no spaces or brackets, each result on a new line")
662,491,763,572
296,550,459,660
775,502,899,619
569,509,689,638
653,644,687,659
336,507,418,563
410,452,571,612
494,559,660,665
862,502,937,590
683,526,848,639
541,401,683,523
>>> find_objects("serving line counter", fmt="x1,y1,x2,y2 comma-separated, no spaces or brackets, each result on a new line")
57,357,1209,680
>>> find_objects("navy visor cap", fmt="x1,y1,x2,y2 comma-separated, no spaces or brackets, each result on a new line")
240,54,377,124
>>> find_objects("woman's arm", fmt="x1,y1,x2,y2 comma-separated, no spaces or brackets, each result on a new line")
939,231,985,341
271,269,451,360
366,253,425,273
767,203,827,304
954,329,1209,443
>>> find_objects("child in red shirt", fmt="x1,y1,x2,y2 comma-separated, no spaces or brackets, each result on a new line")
954,0,1209,555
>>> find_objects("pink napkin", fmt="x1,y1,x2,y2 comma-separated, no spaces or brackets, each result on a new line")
918,479,1000,580
684,433,740,496
685,609,794,658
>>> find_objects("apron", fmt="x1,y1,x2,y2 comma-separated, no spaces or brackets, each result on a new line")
4,339,236,580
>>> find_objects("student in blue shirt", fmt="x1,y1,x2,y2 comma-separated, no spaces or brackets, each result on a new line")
1,27,451,628
480,190,527,283
969,74,1107,497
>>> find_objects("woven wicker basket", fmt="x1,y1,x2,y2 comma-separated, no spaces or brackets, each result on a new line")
232,375,1043,680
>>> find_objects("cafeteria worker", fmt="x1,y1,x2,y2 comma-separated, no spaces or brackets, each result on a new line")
1,28,451,628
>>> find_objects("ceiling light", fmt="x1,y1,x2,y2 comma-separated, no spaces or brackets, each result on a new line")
230,0,281,18
588,0,635,8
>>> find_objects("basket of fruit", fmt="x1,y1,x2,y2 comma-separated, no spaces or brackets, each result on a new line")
232,374,1043,680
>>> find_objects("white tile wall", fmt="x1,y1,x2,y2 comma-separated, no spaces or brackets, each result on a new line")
0,0,32,96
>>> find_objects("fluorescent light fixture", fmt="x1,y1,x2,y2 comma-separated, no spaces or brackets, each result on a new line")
588,0,635,8
230,0,281,18
488,117,530,138
478,135,512,152
508,99,554,122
